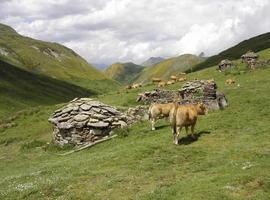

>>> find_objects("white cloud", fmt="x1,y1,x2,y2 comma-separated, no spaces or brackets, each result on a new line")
0,0,269,65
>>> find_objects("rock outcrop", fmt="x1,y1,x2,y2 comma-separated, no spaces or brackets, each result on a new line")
48,98,134,146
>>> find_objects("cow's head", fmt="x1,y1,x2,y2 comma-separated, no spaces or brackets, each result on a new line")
196,102,208,115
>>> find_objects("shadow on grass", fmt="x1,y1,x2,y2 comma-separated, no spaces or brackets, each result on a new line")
178,130,211,145
156,124,170,130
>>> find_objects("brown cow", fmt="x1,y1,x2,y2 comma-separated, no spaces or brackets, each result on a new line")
148,103,175,130
167,80,176,85
225,79,235,85
158,81,167,87
169,103,207,144
132,83,142,89
178,77,187,82
152,78,162,83
125,85,132,89
170,75,177,81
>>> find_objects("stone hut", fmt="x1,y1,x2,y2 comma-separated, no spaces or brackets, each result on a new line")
241,51,258,62
241,51,258,69
179,80,228,110
218,59,233,71
48,98,134,146
137,80,228,110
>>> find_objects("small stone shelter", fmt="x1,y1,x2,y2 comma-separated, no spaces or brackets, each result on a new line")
48,98,133,146
218,59,233,71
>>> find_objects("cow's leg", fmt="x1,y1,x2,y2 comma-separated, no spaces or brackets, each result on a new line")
175,126,182,145
191,124,196,139
151,118,156,131
172,126,177,144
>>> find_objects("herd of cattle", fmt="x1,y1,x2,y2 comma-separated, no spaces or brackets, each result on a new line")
152,73,187,87
124,73,234,144
126,75,236,91
126,73,188,90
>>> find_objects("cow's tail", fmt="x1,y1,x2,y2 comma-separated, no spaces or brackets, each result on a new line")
169,104,177,134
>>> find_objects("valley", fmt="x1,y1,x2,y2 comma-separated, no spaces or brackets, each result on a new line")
0,21,269,200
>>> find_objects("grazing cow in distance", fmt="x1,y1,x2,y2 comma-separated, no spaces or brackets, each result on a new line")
152,78,162,83
158,81,167,87
132,83,142,89
167,80,176,85
125,85,132,90
170,75,178,81
179,72,186,75
148,103,176,131
169,102,207,145
225,79,235,85
178,77,187,82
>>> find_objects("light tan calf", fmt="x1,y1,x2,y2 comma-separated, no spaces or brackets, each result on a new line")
149,103,175,130
158,81,167,87
170,75,178,81
152,78,162,83
132,83,142,89
169,103,207,144
125,85,132,89
225,79,235,85
167,80,176,85
178,77,187,82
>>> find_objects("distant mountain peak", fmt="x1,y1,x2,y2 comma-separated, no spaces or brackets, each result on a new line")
141,57,164,67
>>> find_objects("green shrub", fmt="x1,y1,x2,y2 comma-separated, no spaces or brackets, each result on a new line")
113,127,130,138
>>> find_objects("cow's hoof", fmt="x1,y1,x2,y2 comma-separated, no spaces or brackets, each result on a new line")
151,128,155,131
191,135,196,140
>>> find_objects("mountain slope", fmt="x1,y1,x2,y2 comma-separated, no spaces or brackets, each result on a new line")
141,57,164,67
0,23,120,92
191,32,270,72
0,48,269,199
135,54,204,83
0,59,93,117
104,62,144,84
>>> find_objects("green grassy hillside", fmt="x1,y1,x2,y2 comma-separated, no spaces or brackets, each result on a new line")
104,62,144,84
191,32,270,72
0,49,269,199
0,59,93,117
136,54,204,83
0,23,120,92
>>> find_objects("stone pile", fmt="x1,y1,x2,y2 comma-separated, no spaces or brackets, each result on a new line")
136,89,180,104
179,80,228,110
126,105,149,121
179,80,217,101
48,98,134,146
241,51,258,69
137,80,228,110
